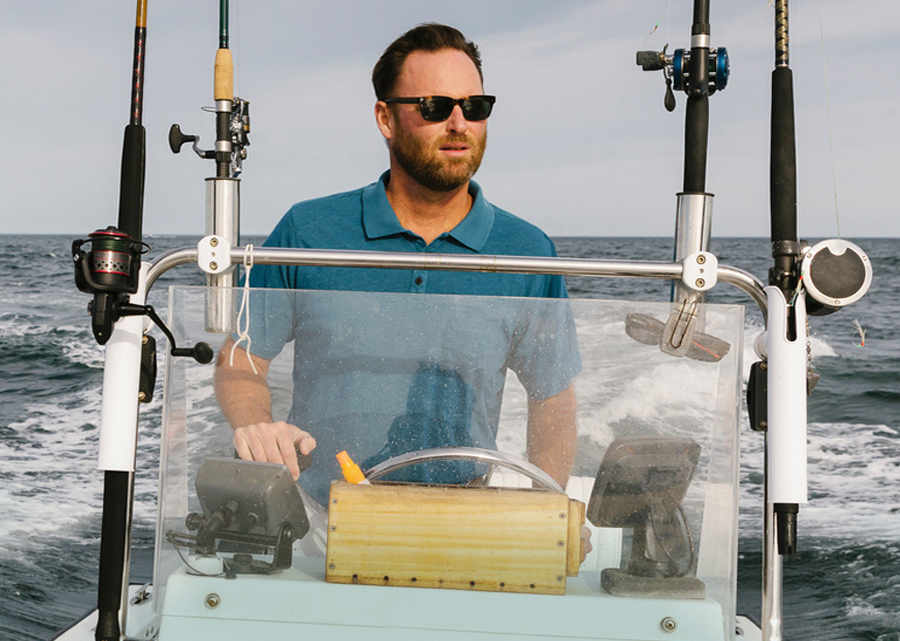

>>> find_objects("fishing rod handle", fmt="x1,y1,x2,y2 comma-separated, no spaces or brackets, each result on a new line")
215,47,233,101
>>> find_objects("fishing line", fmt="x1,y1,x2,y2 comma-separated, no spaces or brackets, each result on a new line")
664,0,672,44
814,2,874,346
817,0,841,238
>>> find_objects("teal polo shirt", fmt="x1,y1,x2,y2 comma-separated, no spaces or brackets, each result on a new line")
250,171,567,299
243,173,581,505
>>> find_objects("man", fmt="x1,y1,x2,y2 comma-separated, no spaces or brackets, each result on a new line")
215,23,580,509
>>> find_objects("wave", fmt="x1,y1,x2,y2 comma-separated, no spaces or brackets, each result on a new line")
737,540,900,640
0,386,162,546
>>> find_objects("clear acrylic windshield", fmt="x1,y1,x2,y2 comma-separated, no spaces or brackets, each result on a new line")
156,286,743,638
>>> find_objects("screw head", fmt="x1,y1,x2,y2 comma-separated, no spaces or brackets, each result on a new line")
661,617,677,632
205,593,220,608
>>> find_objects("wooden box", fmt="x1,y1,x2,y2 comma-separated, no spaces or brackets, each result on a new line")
325,482,584,595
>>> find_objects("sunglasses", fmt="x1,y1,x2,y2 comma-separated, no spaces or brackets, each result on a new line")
382,95,496,122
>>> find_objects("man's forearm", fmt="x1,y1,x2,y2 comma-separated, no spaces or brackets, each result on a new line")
214,337,274,428
526,384,577,488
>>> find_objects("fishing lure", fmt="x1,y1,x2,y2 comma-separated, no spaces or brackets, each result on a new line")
852,319,866,347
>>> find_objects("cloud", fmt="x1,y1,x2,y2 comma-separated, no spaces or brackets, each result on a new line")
1,1,897,238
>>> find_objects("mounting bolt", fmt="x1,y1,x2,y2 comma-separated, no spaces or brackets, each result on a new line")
209,261,219,271
695,278,706,288
696,254,706,264
209,237,219,247
660,617,677,633
205,593,221,609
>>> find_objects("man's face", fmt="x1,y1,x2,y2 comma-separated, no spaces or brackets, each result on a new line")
380,49,487,192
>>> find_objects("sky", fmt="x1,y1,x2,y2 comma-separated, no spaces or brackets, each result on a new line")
2,0,897,239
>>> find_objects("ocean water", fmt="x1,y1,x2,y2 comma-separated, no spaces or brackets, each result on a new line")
0,234,897,640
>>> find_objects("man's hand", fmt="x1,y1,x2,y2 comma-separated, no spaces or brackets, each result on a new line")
581,525,593,563
233,421,317,480
216,338,317,479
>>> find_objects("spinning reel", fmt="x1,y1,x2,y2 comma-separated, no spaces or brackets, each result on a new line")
72,226,213,368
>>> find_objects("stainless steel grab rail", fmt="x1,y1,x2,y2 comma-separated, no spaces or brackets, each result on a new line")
146,245,768,316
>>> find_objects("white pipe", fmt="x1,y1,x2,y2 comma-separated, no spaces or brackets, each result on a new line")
97,264,148,472
765,286,808,505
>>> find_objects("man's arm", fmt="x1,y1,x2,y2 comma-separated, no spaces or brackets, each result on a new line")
527,383,592,560
526,383,577,489
214,336,316,480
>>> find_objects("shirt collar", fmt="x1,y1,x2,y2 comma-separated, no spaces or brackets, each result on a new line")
362,171,494,251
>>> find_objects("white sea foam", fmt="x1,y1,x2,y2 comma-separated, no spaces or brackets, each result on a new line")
736,419,900,543
61,338,106,369
0,385,163,548
803,421,900,541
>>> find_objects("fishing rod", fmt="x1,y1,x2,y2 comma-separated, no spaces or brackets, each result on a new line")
91,4,148,640
170,0,251,333
635,0,730,359
636,3,868,638
70,2,217,638
751,2,872,639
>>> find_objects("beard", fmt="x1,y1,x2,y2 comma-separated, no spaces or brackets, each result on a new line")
391,128,487,192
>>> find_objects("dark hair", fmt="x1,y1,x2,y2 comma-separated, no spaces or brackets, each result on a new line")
372,23,483,101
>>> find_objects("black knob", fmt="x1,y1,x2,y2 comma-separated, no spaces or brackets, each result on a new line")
168,123,197,154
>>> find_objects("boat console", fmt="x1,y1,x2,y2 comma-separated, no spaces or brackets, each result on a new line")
118,286,754,640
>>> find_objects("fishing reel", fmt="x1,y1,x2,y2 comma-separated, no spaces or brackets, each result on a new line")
72,226,213,366
169,97,251,176
73,226,148,297
637,46,730,112
73,227,147,344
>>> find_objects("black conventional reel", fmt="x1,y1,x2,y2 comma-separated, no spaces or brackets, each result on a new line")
637,46,730,112
169,97,251,177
